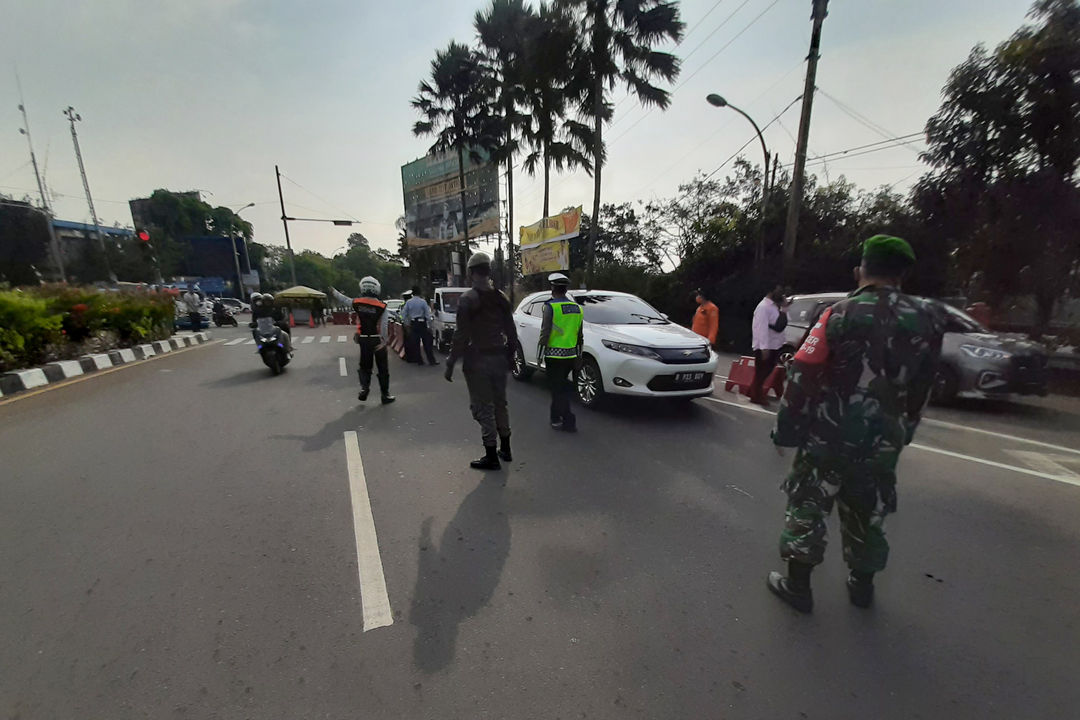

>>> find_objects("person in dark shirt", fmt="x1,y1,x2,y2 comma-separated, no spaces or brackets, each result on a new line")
444,252,518,470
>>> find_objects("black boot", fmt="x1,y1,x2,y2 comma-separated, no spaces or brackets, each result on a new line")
847,570,875,608
358,370,371,401
498,435,512,462
377,373,394,404
358,386,370,401
767,561,814,613
470,445,501,470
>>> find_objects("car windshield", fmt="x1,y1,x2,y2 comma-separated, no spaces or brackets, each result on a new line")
440,292,463,313
386,300,403,310
940,302,988,333
572,294,668,325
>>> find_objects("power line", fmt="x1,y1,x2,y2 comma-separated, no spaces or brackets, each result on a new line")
280,172,362,223
787,133,926,170
680,0,753,64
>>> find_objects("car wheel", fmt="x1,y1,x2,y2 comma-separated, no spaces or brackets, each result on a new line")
931,366,958,405
576,356,605,409
778,345,796,369
511,344,534,381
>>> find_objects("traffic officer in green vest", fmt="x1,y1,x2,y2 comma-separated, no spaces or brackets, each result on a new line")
537,272,584,432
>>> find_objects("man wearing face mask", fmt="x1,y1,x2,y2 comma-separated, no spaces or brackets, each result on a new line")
444,252,519,470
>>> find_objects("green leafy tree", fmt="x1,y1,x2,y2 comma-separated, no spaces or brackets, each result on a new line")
520,1,594,217
412,42,497,250
917,0,1080,333
557,0,684,282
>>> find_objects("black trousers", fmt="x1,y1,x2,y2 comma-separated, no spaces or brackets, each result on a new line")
546,357,577,428
357,338,389,395
410,320,436,364
750,348,778,403
188,311,201,330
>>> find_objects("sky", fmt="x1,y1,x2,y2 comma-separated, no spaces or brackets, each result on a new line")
1,0,1036,261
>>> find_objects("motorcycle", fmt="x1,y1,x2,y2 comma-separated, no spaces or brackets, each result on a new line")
251,317,291,375
213,306,239,327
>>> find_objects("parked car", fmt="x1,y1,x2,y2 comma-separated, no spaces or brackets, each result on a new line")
433,287,469,352
384,298,405,323
219,297,251,313
780,292,1049,403
511,290,719,407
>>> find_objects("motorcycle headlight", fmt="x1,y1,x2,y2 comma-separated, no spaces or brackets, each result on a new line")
602,339,661,360
960,344,1011,361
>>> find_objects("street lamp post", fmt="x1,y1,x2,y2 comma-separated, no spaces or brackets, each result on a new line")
706,94,770,267
230,202,255,299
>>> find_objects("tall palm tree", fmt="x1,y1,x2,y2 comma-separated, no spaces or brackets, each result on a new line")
475,0,534,297
558,0,683,283
522,2,594,218
412,42,495,256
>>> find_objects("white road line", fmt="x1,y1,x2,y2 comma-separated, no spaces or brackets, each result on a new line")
337,335,347,343
911,443,1080,486
302,336,315,344
244,339,256,345
922,417,1080,457
701,394,1080,487
342,431,393,632
225,338,246,346
339,357,347,377
320,336,331,344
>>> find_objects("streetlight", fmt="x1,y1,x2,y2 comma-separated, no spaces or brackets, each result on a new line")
230,202,256,298
706,94,770,266
232,202,255,271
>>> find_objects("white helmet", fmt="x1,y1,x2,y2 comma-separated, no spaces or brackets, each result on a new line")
359,276,381,297
261,293,274,305
250,292,263,305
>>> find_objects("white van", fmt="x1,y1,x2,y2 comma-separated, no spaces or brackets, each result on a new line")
433,287,469,352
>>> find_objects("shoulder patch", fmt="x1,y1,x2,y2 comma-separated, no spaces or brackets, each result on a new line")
794,307,832,364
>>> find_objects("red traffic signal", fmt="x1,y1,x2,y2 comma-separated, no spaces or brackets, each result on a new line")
137,229,150,243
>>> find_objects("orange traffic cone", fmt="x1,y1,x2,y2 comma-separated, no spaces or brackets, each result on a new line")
289,312,295,328
308,313,315,328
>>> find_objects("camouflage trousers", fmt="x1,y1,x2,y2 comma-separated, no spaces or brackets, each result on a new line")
463,353,511,446
779,450,898,573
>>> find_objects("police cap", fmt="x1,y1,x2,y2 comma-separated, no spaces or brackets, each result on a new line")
467,252,491,269
548,272,570,286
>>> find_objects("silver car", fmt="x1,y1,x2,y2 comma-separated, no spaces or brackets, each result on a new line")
781,293,1049,403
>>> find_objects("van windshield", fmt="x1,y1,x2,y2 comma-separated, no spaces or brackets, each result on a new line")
440,291,463,314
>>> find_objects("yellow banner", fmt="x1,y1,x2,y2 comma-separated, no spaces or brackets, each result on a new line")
519,206,582,248
521,239,570,275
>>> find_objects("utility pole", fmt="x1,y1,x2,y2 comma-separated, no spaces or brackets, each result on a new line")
17,87,65,282
64,106,114,283
782,0,829,266
275,165,298,286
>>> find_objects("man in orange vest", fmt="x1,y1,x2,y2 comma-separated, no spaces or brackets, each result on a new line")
352,276,395,404
692,289,719,345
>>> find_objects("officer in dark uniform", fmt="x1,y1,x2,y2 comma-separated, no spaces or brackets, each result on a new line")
767,235,944,612
443,252,518,470
352,276,395,404
537,272,584,432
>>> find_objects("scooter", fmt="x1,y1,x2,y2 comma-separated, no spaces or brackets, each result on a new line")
251,317,291,375
213,307,239,327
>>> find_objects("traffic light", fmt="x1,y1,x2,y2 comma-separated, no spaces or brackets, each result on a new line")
137,229,151,243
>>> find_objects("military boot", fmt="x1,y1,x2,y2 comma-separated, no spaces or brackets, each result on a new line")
470,445,501,470
497,434,512,462
377,373,395,404
847,570,875,608
358,369,371,401
767,561,814,613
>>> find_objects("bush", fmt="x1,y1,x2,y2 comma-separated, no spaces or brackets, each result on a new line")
0,285,175,371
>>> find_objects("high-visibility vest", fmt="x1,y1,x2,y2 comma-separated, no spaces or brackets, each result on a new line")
546,300,583,358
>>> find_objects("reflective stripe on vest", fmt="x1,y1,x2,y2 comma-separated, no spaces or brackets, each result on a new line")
546,300,583,358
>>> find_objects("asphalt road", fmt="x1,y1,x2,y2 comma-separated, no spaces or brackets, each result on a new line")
2,325,1079,719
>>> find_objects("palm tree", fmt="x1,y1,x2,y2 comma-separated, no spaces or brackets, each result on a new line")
412,42,496,257
474,0,534,297
522,2,594,218
558,0,683,283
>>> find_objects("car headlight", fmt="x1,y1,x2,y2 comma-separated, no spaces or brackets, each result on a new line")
602,339,661,360
960,344,1011,361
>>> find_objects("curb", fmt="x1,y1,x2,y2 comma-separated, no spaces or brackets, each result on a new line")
0,332,211,399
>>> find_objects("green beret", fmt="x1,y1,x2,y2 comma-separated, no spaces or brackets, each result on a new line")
862,234,915,266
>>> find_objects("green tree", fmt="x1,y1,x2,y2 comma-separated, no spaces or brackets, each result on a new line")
520,1,593,218
412,42,497,252
918,0,1080,333
557,0,684,282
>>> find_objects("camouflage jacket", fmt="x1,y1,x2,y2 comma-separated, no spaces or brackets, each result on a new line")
772,285,944,470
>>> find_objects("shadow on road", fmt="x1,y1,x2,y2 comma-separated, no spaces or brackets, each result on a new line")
410,477,511,674
201,367,275,388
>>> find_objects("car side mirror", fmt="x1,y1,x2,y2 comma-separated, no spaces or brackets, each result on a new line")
661,313,669,320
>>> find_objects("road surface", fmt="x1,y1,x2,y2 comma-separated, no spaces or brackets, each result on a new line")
2,325,1079,719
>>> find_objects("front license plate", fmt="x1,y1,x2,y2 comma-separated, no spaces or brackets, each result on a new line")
675,372,705,384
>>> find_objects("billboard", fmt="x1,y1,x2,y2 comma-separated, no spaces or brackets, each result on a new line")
519,206,581,275
401,148,500,248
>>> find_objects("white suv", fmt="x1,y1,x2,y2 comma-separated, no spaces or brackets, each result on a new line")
512,290,718,407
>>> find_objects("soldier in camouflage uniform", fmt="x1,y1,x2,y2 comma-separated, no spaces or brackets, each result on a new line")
767,235,944,613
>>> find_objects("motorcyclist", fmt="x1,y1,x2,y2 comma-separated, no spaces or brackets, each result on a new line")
249,292,292,354
353,276,395,404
